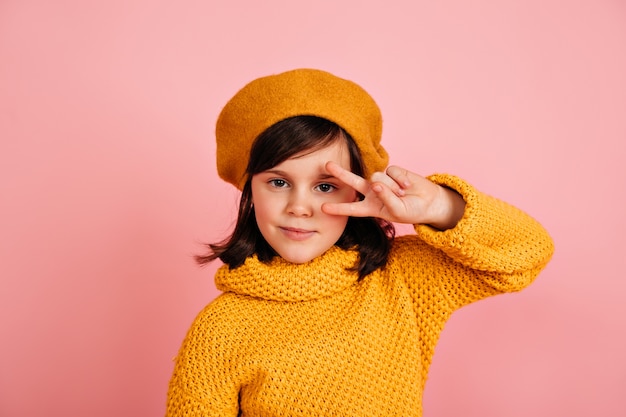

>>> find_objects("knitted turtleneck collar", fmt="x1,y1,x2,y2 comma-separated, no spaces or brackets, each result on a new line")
215,246,360,302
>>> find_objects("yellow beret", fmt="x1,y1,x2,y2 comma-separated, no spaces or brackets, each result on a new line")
215,68,388,189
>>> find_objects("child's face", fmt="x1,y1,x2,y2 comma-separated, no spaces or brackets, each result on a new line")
251,140,358,264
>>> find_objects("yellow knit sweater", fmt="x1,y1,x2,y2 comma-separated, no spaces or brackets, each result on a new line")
166,175,554,416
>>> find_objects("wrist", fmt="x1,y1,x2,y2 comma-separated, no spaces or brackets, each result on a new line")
427,186,466,231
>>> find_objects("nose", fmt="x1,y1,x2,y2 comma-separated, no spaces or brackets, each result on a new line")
287,188,313,217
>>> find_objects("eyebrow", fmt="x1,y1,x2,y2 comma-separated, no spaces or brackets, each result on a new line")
263,169,336,180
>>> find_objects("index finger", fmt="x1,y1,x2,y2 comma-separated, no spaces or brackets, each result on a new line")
325,161,370,194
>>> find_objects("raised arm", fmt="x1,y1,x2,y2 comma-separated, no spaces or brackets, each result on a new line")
323,162,554,303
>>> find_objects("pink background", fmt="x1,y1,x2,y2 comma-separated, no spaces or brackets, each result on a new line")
1,0,625,416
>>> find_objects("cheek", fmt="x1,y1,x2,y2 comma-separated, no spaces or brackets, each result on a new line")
253,201,273,225
323,210,350,233
251,188,277,217
333,188,358,203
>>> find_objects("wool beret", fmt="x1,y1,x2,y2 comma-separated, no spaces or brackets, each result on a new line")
215,68,388,189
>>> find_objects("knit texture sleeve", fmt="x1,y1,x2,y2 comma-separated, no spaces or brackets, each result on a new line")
411,174,554,309
166,299,241,417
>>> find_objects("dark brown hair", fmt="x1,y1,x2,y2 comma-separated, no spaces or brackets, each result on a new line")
196,115,395,279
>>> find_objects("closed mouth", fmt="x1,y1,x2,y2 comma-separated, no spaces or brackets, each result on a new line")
280,227,315,241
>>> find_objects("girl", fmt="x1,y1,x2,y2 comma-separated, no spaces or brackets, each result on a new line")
166,69,554,416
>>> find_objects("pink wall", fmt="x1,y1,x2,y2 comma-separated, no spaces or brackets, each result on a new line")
1,0,624,416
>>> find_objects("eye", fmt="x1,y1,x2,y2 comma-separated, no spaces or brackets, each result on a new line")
315,183,337,193
268,179,289,188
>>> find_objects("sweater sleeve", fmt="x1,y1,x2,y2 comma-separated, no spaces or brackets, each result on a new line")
412,174,554,309
165,301,241,417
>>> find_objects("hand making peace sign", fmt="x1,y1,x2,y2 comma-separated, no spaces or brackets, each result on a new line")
322,161,466,231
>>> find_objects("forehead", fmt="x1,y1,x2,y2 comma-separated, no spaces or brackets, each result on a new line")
272,140,351,173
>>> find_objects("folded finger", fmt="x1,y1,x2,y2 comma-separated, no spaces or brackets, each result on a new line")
385,165,412,188
371,181,405,217
371,171,405,196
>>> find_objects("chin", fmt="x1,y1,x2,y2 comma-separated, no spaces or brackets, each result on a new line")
280,254,316,264
277,249,325,265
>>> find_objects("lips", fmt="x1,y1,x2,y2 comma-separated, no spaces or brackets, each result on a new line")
280,227,315,241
